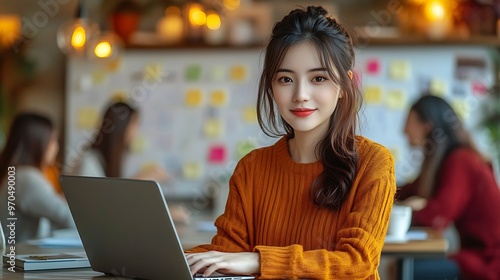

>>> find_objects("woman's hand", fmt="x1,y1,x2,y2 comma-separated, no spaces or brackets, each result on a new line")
400,195,427,211
186,251,260,277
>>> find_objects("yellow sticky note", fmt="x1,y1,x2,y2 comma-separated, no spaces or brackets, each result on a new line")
210,90,228,107
210,65,226,82
204,118,224,138
110,91,129,102
451,100,470,120
242,106,258,123
144,63,164,83
183,162,202,180
389,60,411,81
92,70,107,85
130,136,147,154
385,89,407,110
185,89,204,107
236,139,257,159
388,147,399,162
77,107,99,129
430,80,447,97
107,58,122,72
363,86,383,104
230,65,247,82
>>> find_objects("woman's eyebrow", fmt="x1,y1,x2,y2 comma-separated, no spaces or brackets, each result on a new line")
276,68,328,73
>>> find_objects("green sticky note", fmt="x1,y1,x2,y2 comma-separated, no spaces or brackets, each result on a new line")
186,64,202,82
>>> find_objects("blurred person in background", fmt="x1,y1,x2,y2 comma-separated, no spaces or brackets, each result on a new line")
70,101,167,180
0,113,74,242
397,95,500,280
69,100,189,224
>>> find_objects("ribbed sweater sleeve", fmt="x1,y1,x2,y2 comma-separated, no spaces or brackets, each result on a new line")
188,136,396,279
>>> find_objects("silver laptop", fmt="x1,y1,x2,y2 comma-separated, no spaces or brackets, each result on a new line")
60,175,255,280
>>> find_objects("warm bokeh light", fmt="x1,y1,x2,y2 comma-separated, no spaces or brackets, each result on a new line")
206,12,221,30
424,1,446,21
94,41,112,58
71,26,86,49
223,0,240,10
189,4,206,26
0,15,21,48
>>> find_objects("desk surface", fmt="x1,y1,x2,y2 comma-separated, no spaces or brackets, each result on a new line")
2,226,448,279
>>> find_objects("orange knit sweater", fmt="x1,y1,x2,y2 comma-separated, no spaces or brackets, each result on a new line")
190,136,396,279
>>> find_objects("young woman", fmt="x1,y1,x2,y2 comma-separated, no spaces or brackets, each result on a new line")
398,95,500,280
70,101,190,224
0,113,74,242
186,6,396,279
70,101,167,181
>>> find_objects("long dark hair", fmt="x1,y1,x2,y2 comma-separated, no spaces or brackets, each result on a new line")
0,113,54,183
410,95,477,197
91,101,138,177
257,6,362,210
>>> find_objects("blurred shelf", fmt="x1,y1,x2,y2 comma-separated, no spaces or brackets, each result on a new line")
123,31,500,49
354,35,500,47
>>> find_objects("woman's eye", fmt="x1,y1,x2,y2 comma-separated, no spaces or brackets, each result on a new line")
312,76,327,82
278,77,293,83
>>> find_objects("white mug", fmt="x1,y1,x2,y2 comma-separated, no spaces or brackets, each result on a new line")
386,205,412,240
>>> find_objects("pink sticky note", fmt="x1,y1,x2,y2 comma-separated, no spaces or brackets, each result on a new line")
208,145,226,164
472,81,488,96
366,59,380,75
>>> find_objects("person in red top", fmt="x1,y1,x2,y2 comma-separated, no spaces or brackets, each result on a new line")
397,95,500,280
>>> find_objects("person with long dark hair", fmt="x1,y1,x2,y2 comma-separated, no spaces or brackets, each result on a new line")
0,113,74,242
398,95,500,280
71,101,167,180
185,6,396,279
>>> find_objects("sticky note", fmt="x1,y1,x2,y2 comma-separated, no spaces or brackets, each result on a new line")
209,65,226,82
242,106,258,123
183,162,202,180
363,86,383,104
236,139,257,159
208,145,227,164
366,59,380,75
472,81,488,96
185,89,203,107
107,58,122,72
204,118,224,138
92,70,107,85
77,107,99,129
144,63,164,83
385,89,406,110
230,65,247,82
78,75,93,92
430,79,447,97
388,147,399,162
389,60,411,81
110,91,128,102
186,64,202,82
210,90,228,107
130,136,147,154
451,100,470,120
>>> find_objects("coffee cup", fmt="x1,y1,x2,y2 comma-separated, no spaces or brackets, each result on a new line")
386,205,412,240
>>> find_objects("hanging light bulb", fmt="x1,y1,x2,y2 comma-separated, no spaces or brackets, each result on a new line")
87,32,122,60
57,1,100,56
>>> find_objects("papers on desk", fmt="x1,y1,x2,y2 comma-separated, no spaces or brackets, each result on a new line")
26,237,83,248
385,229,428,243
2,252,90,271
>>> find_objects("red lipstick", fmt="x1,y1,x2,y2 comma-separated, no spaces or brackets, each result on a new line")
290,108,315,117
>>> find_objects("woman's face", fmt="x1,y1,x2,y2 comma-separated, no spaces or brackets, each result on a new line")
404,110,431,147
44,132,59,166
125,113,139,147
271,41,342,138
